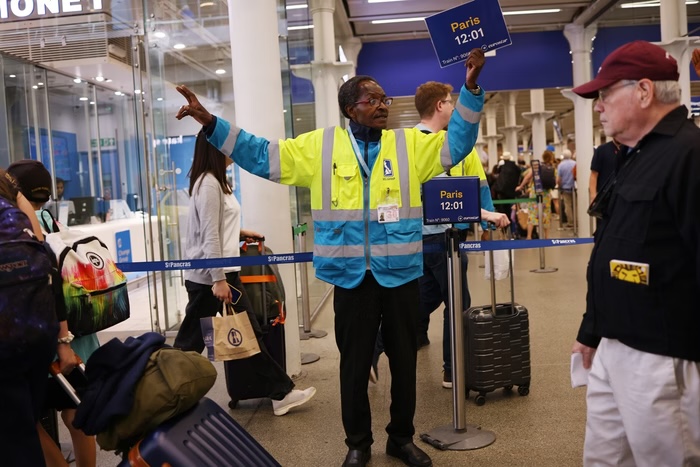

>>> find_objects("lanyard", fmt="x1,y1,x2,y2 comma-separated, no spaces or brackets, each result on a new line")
347,129,372,178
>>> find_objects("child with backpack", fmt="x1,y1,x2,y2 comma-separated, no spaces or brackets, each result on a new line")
7,160,95,467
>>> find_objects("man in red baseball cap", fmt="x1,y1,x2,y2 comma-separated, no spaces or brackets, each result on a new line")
571,40,700,466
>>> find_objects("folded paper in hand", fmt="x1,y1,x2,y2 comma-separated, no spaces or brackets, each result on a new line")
570,352,590,388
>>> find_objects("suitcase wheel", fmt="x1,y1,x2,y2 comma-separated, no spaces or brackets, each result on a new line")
474,394,486,406
228,399,239,409
503,385,513,392
517,385,530,397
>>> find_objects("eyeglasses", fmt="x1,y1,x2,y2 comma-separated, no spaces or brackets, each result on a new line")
354,97,393,107
440,99,454,105
597,81,637,103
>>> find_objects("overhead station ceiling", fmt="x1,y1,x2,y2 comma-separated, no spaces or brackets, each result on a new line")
288,0,700,148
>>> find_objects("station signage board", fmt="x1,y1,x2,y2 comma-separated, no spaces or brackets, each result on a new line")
0,0,103,21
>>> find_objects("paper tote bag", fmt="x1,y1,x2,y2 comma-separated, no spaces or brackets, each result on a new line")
201,304,261,362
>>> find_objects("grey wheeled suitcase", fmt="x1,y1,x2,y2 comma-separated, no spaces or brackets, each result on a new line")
463,233,531,405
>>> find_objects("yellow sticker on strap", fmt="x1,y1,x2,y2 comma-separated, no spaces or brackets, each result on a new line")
610,259,650,286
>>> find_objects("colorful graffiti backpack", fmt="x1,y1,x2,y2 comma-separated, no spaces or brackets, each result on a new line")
0,197,59,358
45,228,130,336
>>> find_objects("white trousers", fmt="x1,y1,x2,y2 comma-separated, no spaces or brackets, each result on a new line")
584,338,700,467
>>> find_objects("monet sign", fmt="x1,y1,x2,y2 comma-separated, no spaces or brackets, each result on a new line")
0,0,103,20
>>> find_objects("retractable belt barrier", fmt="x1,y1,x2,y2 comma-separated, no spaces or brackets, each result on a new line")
492,197,535,205
116,239,593,272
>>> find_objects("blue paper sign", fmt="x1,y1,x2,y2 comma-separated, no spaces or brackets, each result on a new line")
423,176,481,225
115,230,132,264
425,0,512,68
531,160,544,194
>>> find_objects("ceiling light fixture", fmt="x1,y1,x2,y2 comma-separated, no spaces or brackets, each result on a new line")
286,3,308,9
95,76,105,82
79,97,88,101
173,43,186,50
621,0,697,7
200,1,214,6
157,97,164,101
8,74,15,78
288,24,314,30
502,8,561,16
371,17,425,24
90,101,95,105
215,68,226,75
153,31,167,39
73,78,81,83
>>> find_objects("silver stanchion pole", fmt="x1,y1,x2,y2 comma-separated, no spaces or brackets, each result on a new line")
420,228,496,451
530,194,557,274
293,224,324,365
572,187,578,237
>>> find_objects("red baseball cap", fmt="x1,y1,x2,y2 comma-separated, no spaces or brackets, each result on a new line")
572,40,679,99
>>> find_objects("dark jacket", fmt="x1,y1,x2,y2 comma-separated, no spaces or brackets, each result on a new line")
493,160,520,199
73,332,166,435
577,106,700,361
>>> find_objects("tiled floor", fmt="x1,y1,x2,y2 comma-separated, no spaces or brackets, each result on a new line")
65,223,590,466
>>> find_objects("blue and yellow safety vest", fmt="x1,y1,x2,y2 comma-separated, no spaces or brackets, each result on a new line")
207,85,484,288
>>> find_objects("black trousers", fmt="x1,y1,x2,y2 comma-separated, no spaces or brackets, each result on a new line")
334,272,419,450
174,272,293,400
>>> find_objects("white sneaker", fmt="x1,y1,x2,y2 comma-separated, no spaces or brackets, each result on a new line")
271,387,317,416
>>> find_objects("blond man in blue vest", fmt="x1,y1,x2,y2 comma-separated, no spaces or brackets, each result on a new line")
175,48,486,467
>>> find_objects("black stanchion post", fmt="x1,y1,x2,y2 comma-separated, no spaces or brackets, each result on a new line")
293,223,325,365
419,228,496,451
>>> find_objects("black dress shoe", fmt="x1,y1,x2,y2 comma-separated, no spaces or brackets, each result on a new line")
386,439,432,467
342,447,371,467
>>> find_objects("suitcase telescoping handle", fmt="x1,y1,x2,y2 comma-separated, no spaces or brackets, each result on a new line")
486,224,516,315
49,357,86,406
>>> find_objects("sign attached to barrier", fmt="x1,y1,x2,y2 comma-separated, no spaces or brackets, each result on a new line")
531,159,544,194
425,0,512,68
0,0,103,21
422,176,481,225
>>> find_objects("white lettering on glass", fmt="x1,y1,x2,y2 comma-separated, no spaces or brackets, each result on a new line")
62,0,81,13
11,0,34,18
37,0,59,15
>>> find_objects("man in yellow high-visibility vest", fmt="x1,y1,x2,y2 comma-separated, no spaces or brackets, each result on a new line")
176,49,487,467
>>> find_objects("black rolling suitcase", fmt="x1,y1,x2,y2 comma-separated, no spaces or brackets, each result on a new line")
224,239,287,407
463,233,531,405
118,397,281,467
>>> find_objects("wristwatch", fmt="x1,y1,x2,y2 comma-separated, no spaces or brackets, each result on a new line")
58,331,75,344
468,85,481,95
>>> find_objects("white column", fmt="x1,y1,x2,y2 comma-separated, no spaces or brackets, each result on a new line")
522,89,554,161
563,23,596,238
659,0,692,111
475,117,487,156
498,91,522,159
520,130,531,161
229,0,301,376
310,0,340,128
340,37,363,79
483,104,502,171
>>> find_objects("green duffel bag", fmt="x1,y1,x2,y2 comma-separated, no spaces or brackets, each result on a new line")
97,347,217,452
